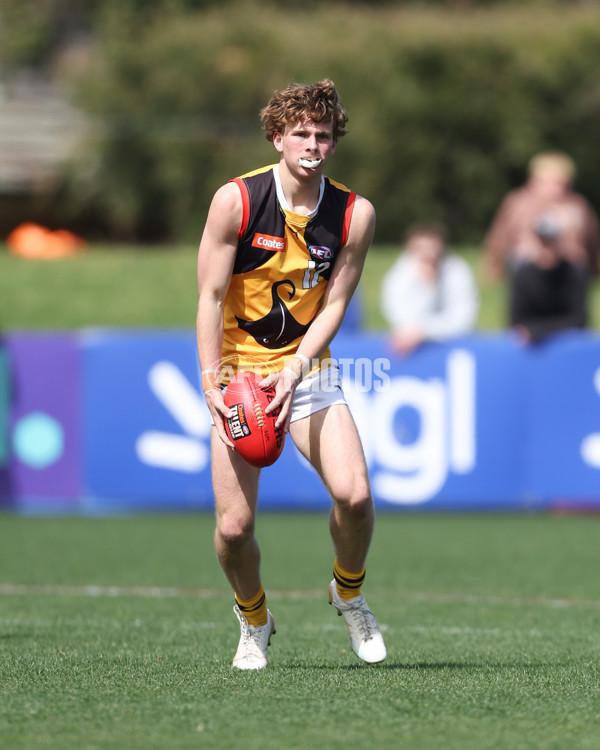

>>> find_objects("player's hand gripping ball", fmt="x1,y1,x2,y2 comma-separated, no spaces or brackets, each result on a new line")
223,371,285,467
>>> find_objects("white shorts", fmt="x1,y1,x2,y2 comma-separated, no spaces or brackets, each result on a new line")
290,365,347,423
212,366,347,425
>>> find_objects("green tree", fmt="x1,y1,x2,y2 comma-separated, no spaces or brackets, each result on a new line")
6,1,599,243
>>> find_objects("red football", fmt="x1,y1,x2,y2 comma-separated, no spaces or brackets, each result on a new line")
223,371,285,467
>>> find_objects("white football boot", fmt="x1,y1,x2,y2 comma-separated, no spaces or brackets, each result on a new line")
328,580,387,664
232,605,275,670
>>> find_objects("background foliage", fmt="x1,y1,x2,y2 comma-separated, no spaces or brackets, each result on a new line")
1,1,600,243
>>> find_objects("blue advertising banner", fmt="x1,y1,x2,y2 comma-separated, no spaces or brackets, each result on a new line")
333,334,529,510
524,334,600,507
80,329,600,512
82,330,212,509
2,329,600,512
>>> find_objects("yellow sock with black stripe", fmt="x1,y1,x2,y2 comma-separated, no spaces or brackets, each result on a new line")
234,585,268,627
333,558,366,601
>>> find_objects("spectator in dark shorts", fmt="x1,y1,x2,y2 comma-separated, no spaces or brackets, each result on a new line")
509,215,588,345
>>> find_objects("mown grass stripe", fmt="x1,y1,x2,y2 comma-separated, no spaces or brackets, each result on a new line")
2,582,600,610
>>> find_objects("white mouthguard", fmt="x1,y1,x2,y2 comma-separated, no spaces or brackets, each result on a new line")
299,158,322,169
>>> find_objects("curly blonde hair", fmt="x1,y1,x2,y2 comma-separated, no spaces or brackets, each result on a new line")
260,78,348,142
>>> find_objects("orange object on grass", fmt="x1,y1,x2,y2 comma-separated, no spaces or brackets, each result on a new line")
7,222,86,259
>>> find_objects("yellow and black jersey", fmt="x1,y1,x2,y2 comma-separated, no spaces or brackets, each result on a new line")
221,164,356,376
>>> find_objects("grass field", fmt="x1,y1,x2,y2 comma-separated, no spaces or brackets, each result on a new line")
1,512,600,750
5,242,600,333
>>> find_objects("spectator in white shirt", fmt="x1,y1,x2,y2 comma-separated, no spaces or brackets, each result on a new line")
380,222,479,356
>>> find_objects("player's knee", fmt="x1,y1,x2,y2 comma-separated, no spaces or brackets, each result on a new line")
333,478,372,518
216,516,255,550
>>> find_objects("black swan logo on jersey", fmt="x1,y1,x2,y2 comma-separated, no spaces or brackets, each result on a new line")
235,280,311,349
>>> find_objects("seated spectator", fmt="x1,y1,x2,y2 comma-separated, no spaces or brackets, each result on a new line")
484,151,600,281
509,216,588,345
380,222,479,356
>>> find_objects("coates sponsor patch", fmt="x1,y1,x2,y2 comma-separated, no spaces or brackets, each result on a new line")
308,245,333,261
252,233,286,252
227,403,251,440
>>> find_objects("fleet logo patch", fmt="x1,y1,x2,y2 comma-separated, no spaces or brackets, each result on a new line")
227,403,251,440
308,245,333,261
252,233,286,252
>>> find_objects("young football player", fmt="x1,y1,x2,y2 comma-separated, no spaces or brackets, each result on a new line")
197,79,386,669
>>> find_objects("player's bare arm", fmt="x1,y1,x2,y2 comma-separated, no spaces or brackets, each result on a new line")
263,195,376,428
197,182,242,447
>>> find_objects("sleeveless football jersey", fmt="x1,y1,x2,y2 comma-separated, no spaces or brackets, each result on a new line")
221,164,356,377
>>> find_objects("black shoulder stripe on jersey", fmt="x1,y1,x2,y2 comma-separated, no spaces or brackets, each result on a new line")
233,170,283,274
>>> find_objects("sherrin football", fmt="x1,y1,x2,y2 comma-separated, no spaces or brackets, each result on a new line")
223,370,285,467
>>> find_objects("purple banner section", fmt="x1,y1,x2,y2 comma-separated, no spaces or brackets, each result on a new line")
0,334,81,506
